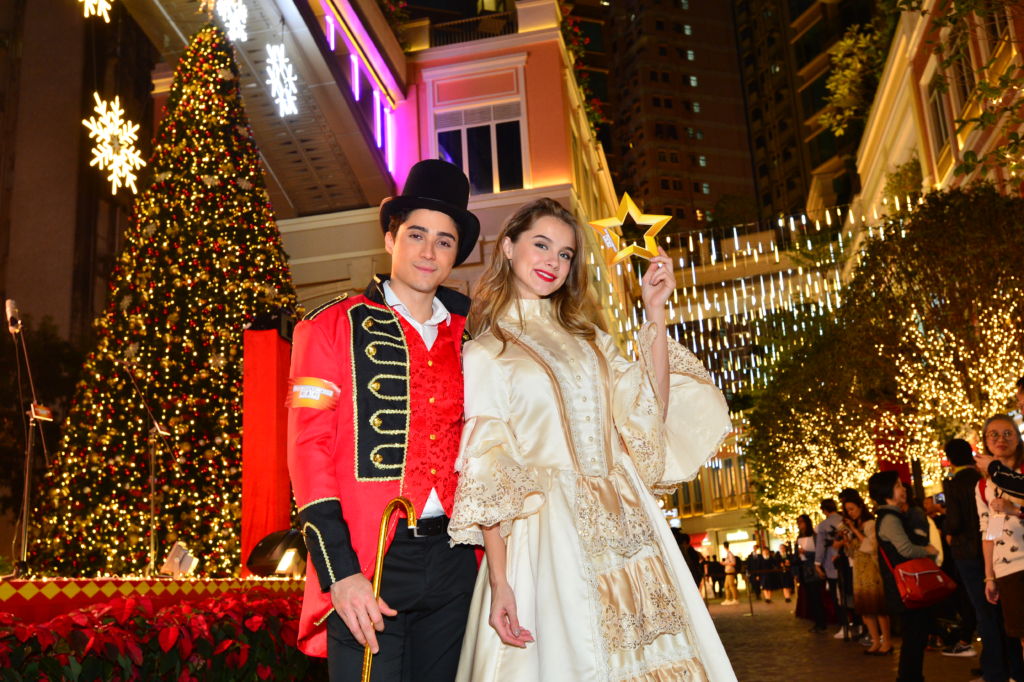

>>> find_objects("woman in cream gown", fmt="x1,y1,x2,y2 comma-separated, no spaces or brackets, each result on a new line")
449,198,736,681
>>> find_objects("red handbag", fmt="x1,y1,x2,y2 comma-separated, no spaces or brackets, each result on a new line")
879,549,957,609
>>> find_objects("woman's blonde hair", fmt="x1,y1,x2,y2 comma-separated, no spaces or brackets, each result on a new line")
468,198,602,345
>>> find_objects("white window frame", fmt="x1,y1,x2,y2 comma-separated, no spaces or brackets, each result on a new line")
422,53,531,194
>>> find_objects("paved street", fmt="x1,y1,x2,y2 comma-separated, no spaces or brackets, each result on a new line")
710,596,979,681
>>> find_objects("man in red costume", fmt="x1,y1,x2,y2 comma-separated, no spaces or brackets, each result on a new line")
287,159,480,681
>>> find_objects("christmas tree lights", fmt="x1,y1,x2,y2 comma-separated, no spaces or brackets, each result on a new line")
31,25,297,577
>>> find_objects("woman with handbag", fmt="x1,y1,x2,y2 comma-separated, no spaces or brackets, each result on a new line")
976,414,1024,652
868,471,940,682
838,495,891,655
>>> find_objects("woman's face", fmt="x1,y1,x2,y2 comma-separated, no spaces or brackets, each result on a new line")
984,419,1020,461
501,216,576,299
890,479,907,506
843,501,861,520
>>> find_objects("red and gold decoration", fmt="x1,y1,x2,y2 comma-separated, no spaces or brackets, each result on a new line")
589,193,670,266
31,25,297,577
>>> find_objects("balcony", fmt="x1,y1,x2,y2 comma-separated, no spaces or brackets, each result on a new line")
430,11,518,47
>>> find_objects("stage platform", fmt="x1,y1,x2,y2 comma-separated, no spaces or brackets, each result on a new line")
0,576,303,623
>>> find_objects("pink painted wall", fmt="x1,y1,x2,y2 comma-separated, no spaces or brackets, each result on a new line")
404,38,573,191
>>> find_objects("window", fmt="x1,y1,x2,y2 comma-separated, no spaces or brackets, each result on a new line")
687,49,695,61
684,24,693,35
926,75,951,153
702,182,711,194
672,179,683,190
436,109,523,195
950,48,976,110
669,151,679,163
664,97,673,109
981,0,1010,52
661,178,671,190
680,0,689,8
692,101,701,113
689,75,699,87
698,154,707,167
650,70,659,82
653,96,662,107
656,20,665,31
659,45,668,56
657,150,667,161
661,72,671,83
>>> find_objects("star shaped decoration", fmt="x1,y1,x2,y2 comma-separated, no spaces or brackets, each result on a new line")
589,193,671,266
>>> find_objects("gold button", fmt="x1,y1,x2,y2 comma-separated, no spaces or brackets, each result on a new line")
371,381,381,391
428,360,433,367
366,319,374,328
371,416,382,428
372,453,383,463
429,433,437,440
430,468,437,475
367,346,376,356
428,396,435,404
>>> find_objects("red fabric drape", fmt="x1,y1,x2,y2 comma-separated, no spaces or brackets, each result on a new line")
241,330,291,576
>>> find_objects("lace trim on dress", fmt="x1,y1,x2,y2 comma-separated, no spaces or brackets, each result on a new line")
575,466,656,560
448,416,545,546
630,323,729,491
598,554,689,651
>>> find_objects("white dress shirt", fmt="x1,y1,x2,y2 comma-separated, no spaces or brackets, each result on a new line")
382,281,450,518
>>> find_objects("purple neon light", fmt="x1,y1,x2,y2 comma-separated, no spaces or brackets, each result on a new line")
373,89,382,148
325,15,336,51
350,54,360,101
385,107,395,173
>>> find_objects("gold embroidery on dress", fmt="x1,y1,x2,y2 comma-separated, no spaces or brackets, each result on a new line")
598,555,688,650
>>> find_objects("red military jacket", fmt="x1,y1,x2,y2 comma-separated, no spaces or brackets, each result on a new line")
287,276,469,657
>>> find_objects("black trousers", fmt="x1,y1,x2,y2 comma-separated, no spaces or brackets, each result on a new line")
898,607,931,682
327,520,477,682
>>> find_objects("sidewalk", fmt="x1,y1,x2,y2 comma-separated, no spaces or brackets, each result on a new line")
710,595,980,681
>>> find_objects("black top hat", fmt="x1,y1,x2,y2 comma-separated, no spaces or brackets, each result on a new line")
379,159,481,266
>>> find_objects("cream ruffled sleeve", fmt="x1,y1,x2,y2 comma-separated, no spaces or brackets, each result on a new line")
599,325,732,493
448,339,545,546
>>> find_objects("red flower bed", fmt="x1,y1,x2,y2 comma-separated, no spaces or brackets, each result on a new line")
0,588,316,681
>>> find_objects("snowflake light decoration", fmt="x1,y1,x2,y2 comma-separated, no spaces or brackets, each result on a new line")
265,43,298,117
79,0,113,22
216,0,248,42
82,92,146,194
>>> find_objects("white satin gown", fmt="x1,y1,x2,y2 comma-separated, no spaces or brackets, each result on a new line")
449,299,737,681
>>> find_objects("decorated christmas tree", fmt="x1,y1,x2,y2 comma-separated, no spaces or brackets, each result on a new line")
31,25,297,577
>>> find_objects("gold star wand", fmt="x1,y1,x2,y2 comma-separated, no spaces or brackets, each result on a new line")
589,193,671,266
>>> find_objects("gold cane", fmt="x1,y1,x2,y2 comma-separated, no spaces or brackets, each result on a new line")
361,496,417,682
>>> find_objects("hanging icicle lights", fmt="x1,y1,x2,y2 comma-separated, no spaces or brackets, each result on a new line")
591,202,919,400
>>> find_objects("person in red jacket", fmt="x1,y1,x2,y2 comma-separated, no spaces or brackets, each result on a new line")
287,159,480,681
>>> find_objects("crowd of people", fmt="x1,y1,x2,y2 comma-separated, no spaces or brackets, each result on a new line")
677,386,1024,682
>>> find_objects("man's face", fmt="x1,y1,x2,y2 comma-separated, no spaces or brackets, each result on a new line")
385,209,459,296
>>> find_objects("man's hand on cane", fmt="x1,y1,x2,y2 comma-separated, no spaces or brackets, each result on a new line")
330,573,398,654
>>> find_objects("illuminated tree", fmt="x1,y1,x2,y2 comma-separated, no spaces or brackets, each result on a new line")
31,25,297,576
747,184,1024,526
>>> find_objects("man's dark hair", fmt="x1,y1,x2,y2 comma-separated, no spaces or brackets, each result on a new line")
723,541,730,549
386,210,410,237
678,533,691,545
944,438,975,467
820,498,838,513
868,470,901,505
838,488,861,504
1016,376,1024,391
